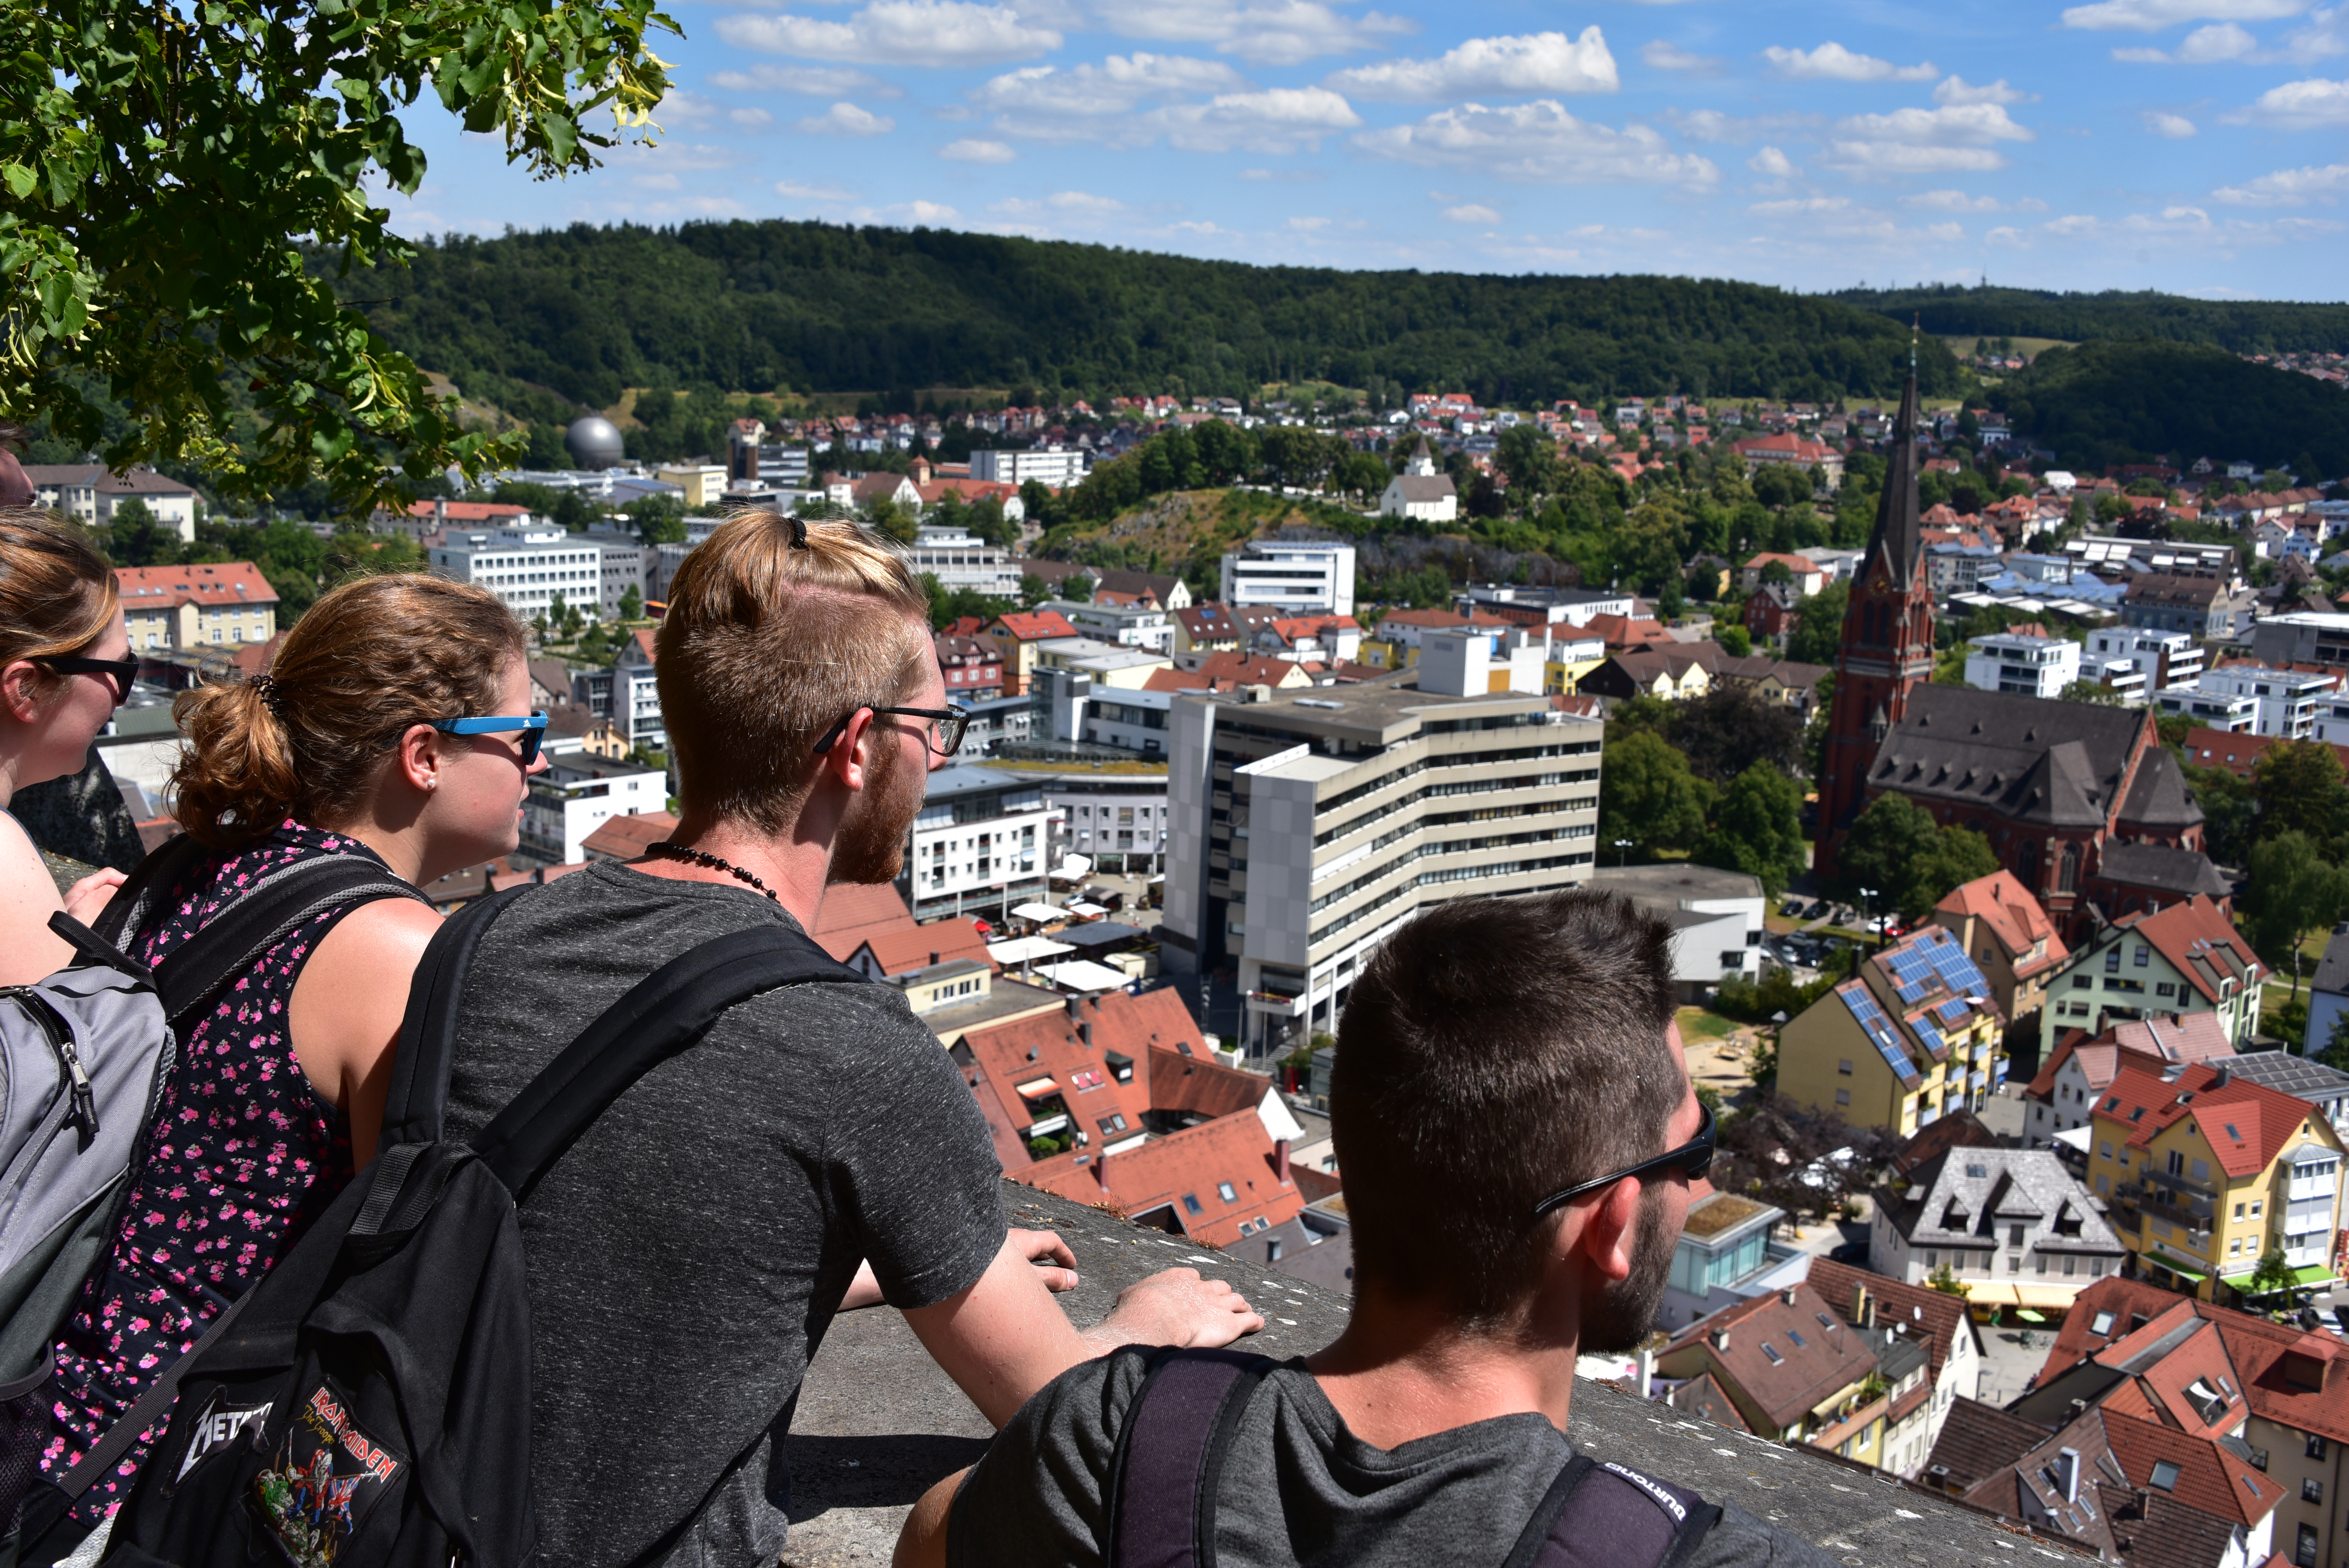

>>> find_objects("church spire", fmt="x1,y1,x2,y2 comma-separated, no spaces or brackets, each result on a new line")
1866,366,1925,590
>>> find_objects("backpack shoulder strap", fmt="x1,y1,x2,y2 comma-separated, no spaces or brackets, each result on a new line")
468,922,864,1201
1104,1347,1278,1568
377,886,535,1149
148,853,430,1030
87,830,209,950
1504,1456,1722,1568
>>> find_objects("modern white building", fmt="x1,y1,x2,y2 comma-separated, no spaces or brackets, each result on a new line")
2192,663,2337,739
518,752,668,866
1045,597,1176,654
1593,863,1766,1001
1963,633,2082,700
611,629,664,750
970,447,1087,489
1160,664,1602,1061
986,766,1174,875
2154,684,2258,733
2082,626,2203,706
1378,440,1459,524
1219,539,1356,618
907,524,1022,600
430,526,606,622
2313,695,2349,748
901,765,1053,923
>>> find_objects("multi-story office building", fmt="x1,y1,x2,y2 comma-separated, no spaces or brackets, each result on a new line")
579,522,648,620
518,752,668,865
907,524,1022,599
970,447,1087,488
1160,666,1602,1059
1962,633,2081,699
429,525,606,622
1219,539,1356,618
901,765,1053,923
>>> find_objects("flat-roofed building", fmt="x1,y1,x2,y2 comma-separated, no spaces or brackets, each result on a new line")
1160,666,1602,1061
1219,539,1355,618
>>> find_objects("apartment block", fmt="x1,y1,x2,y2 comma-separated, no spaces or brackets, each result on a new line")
1219,539,1356,618
900,764,1052,924
1962,633,2081,699
969,447,1087,488
429,525,606,621
114,562,278,651
1159,668,1601,1059
519,752,668,866
907,523,1022,599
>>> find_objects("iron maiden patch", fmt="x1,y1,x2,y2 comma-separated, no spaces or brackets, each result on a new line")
173,1390,273,1483
249,1382,404,1568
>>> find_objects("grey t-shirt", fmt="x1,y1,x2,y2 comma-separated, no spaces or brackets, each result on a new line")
950,1349,1840,1568
443,862,1005,1568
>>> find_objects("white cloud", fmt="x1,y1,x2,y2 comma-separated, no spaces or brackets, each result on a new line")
1820,102,2035,175
649,91,773,128
902,200,962,223
2278,6,2348,59
939,137,1018,161
2229,74,2349,121
1749,196,1851,214
1089,0,1414,65
1985,206,2346,248
2059,0,2303,29
1762,42,1939,82
973,53,1247,141
2113,20,2260,58
1934,75,2032,104
798,101,896,134
1354,100,1720,185
1748,144,1798,176
1666,108,1821,143
1323,29,1618,99
1442,202,1502,221
707,64,901,97
1288,214,1331,229
610,141,747,172
775,179,859,200
1639,40,1720,73
2214,159,2349,200
1148,86,1363,151
715,2,1061,66
2146,109,2201,133
1236,166,1327,181
1902,189,2049,209
990,191,1127,218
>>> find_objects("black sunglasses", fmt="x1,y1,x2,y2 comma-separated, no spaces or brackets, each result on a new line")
36,654,138,706
814,705,969,759
1532,1101,1716,1218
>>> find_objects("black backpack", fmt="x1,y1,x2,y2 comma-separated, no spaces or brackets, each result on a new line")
0,835,426,1553
1103,1348,1723,1568
88,887,863,1568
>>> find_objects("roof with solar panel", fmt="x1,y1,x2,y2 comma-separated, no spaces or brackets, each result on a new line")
1836,928,2006,1078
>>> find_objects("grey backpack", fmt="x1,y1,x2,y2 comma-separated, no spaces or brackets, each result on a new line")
0,834,424,1538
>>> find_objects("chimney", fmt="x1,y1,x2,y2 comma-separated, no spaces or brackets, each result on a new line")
1710,1326,1731,1352
1079,1023,1093,1049
1852,1283,1875,1329
1274,1139,1291,1183
2057,1448,2081,1505
1065,996,1082,1023
2212,1064,2230,1089
1781,1286,1798,1307
1094,1151,1110,1188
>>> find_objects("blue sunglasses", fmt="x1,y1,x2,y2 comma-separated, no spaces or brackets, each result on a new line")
431,712,549,766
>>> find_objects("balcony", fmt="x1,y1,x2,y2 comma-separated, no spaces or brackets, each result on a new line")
2115,1183,2214,1241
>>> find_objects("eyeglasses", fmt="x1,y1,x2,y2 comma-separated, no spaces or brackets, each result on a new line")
431,712,550,767
1532,1101,1715,1218
814,705,969,759
36,654,138,707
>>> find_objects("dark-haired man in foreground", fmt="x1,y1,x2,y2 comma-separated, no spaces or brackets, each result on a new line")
899,888,1839,1568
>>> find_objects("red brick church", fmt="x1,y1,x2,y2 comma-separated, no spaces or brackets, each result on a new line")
1814,376,2225,943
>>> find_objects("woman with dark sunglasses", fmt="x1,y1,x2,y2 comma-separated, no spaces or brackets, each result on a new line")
28,569,549,1542
0,510,139,985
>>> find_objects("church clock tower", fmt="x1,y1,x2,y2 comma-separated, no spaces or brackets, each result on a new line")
1814,370,1936,878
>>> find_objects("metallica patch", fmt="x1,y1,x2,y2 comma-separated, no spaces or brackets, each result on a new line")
174,1390,272,1483
250,1382,404,1568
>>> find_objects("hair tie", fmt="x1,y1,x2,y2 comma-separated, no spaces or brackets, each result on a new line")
249,672,287,720
787,514,809,550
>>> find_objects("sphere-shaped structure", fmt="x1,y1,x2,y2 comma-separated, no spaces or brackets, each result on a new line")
565,415,626,471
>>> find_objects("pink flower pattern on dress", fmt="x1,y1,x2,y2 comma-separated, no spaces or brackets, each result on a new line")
39,823,383,1522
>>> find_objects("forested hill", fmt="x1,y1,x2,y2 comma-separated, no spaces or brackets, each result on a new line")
1829,285,2349,355
337,221,1959,416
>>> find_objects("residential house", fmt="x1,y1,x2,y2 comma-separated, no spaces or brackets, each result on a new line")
935,634,1004,701
1652,1280,1912,1466
2086,1060,2347,1303
114,563,279,652
1867,1147,2124,1307
1730,434,1845,488
2022,1011,2235,1150
542,704,627,760
1743,583,1802,645
2124,573,2256,640
1172,603,1244,654
1808,1258,1985,1481
1774,926,2007,1137
1740,552,1829,597
985,609,1080,697
1576,644,1722,703
611,629,663,751
2308,931,2349,1057
580,811,681,863
25,465,199,537
1046,596,1177,654
1144,652,1313,693
1963,633,2082,700
901,764,1052,923
2189,664,2340,740
1931,871,2068,1051
800,880,993,982
1371,607,1517,665
2223,1049,2349,1144
2041,896,2267,1059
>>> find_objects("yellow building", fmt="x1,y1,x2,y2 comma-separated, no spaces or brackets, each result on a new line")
2085,1059,2346,1304
114,561,280,652
1777,926,2006,1137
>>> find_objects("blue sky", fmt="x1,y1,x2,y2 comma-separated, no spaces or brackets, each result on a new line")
383,0,2349,299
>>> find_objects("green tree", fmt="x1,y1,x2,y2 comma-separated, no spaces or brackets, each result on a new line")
4,0,675,511
624,495,688,546
98,501,185,567
1715,624,1753,658
1837,795,2001,922
2254,740,2346,846
1692,764,1808,900
618,583,642,621
1783,581,1849,666
2245,1241,2296,1301
1927,1263,1971,1299
1598,731,1713,861
2240,833,2349,999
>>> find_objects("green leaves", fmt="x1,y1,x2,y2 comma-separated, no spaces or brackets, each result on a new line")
0,0,679,513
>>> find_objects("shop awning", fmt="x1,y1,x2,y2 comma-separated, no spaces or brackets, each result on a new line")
2148,1250,2209,1281
1966,1284,2018,1306
2016,1309,2049,1324
2013,1285,2085,1310
2291,1265,2338,1288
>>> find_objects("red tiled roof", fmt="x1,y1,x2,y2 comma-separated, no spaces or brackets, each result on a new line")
1660,1282,1881,1432
1934,870,2067,980
2109,895,2267,1006
402,500,530,522
2181,726,2349,781
2100,1411,2283,1526
1019,1110,1302,1248
990,610,1079,642
850,918,991,979
114,561,280,609
1807,1257,1976,1389
2095,1060,2328,1175
580,811,681,862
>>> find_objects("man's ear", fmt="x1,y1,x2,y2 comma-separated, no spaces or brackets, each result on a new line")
1567,1179,1642,1286
821,707,880,794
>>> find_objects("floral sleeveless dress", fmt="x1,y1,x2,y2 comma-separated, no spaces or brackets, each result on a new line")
40,822,397,1523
